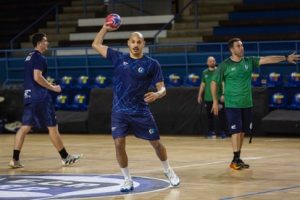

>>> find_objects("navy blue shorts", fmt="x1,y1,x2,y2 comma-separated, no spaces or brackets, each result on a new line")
225,108,252,135
22,99,57,128
111,112,160,141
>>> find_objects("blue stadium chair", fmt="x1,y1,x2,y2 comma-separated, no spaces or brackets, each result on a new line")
76,75,91,89
185,73,201,87
289,93,300,110
93,75,110,88
285,72,300,87
46,76,56,85
71,94,88,110
251,73,262,87
266,72,283,87
55,94,70,110
166,73,183,87
60,76,75,89
269,92,287,109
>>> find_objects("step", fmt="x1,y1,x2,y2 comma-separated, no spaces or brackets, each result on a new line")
158,36,203,44
173,21,219,30
58,13,95,21
151,45,198,53
72,0,105,6
63,5,105,13
190,5,235,15
47,33,69,41
167,28,212,37
181,14,228,22
39,27,76,34
47,20,78,28
21,41,59,49
197,0,242,5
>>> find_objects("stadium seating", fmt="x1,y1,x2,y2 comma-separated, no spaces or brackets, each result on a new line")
251,73,262,87
71,94,88,111
266,72,283,87
93,75,110,88
165,73,183,87
269,92,288,109
55,94,70,110
76,75,91,89
285,72,300,87
289,93,300,110
60,76,75,89
185,73,201,87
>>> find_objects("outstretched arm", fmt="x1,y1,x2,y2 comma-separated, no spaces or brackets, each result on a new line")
144,81,166,103
259,52,300,65
92,23,118,58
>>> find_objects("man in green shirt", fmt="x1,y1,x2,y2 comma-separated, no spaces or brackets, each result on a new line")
211,38,300,170
197,56,226,138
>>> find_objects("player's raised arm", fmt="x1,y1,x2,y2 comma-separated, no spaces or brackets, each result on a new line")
92,14,121,58
259,52,300,65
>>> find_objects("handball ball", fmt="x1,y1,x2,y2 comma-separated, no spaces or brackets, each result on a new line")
105,13,121,29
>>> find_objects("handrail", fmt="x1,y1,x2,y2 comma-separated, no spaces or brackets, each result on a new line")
10,4,60,49
153,0,196,43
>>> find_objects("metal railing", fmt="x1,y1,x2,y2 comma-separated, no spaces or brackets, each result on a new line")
10,4,60,49
1,40,299,85
153,0,198,43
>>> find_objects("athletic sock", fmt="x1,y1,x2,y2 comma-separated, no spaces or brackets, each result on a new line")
237,151,241,159
13,149,20,161
161,160,171,173
59,148,68,159
233,151,239,162
121,167,131,180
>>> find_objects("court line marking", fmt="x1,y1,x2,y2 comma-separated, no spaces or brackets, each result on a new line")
219,184,300,200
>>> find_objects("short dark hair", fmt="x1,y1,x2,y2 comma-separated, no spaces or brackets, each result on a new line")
228,38,241,49
31,33,46,47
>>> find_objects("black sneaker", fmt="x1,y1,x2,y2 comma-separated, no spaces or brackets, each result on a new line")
237,159,250,169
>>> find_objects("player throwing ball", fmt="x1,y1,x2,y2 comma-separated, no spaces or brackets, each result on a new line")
211,38,300,170
92,17,180,192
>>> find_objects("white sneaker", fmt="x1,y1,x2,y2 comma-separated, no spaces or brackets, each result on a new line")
62,154,82,166
120,179,134,192
9,159,24,169
165,168,180,186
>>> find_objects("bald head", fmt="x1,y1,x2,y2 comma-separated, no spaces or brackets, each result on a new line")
129,32,144,40
207,56,216,69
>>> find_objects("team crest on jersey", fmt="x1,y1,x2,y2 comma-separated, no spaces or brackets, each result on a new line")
138,67,145,74
244,64,248,70
0,174,169,200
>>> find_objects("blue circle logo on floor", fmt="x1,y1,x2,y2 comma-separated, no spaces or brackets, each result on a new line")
0,174,170,199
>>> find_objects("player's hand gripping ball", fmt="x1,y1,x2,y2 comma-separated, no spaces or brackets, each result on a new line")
105,13,121,29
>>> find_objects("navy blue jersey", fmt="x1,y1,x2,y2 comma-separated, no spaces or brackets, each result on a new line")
23,50,49,104
107,48,163,114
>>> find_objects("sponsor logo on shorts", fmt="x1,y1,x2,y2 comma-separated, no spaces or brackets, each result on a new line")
149,128,155,134
0,174,169,200
112,127,117,131
231,124,237,130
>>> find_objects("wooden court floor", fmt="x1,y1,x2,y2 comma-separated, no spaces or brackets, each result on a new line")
0,134,300,200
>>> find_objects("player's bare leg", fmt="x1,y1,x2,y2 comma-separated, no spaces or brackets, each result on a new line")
9,125,31,168
150,140,180,186
114,137,133,192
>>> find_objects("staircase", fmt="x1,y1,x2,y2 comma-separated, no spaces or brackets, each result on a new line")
158,0,242,45
21,0,106,49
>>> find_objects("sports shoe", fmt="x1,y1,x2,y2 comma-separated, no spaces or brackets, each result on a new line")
164,168,180,186
9,159,24,169
62,154,82,166
237,159,250,169
229,161,242,170
120,179,134,192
